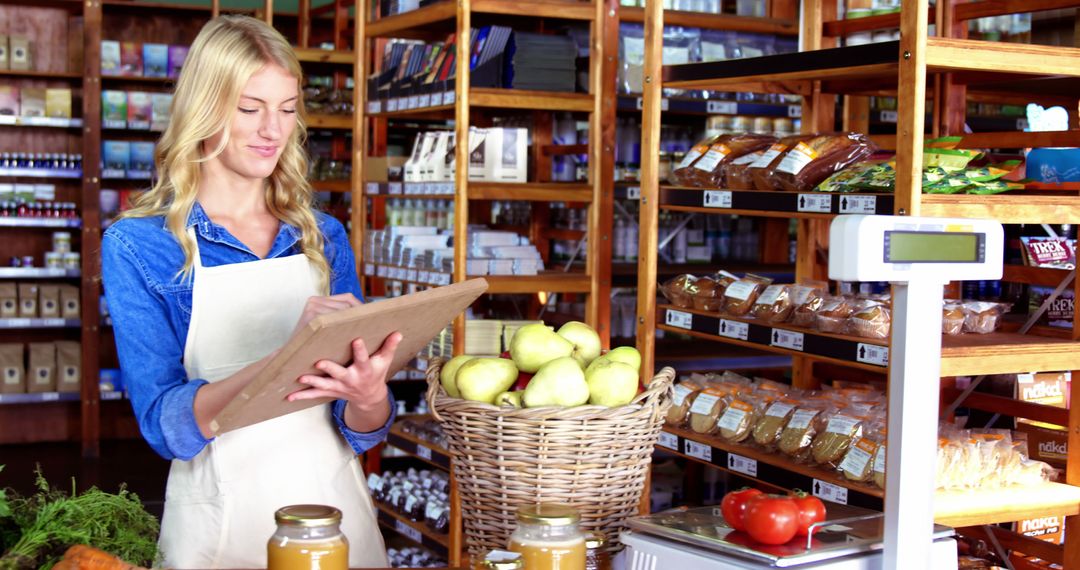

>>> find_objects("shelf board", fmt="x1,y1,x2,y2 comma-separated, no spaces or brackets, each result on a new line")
0,318,81,329
619,6,797,35
920,193,1080,225
613,262,795,279
926,37,1080,78
1002,265,1074,288
101,0,214,12
306,114,354,130
0,168,82,179
365,2,457,38
0,217,82,229
659,425,885,510
935,482,1080,528
293,47,355,65
0,116,84,129
365,0,594,36
0,69,81,80
657,305,890,372
365,264,591,293
101,75,176,85
660,187,896,218
472,0,595,20
940,332,1080,377
0,391,80,405
365,181,456,197
468,181,592,202
387,421,451,470
311,180,353,193
616,95,801,118
0,268,80,279
374,502,450,555
471,88,594,112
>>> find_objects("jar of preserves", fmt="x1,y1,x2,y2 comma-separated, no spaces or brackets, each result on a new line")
507,504,586,570
584,532,610,570
267,504,348,570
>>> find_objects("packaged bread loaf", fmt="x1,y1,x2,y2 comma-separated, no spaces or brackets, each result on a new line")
872,437,886,488
846,302,891,339
840,437,880,483
962,301,1007,334
752,398,799,448
660,274,698,308
671,135,723,186
749,134,813,191
722,274,773,316
750,284,793,323
942,301,965,335
722,148,769,190
789,286,827,328
814,296,855,333
811,412,864,467
717,395,764,443
666,378,705,427
693,271,737,312
778,404,829,460
770,133,877,193
687,386,732,435
683,133,776,188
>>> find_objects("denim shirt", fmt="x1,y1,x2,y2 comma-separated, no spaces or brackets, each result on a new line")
101,203,394,461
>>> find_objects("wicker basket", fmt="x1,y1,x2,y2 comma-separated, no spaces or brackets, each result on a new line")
425,361,675,557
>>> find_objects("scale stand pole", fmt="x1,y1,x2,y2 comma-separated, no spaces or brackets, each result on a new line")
884,279,946,570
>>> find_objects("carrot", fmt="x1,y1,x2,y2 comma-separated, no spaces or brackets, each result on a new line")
56,545,145,570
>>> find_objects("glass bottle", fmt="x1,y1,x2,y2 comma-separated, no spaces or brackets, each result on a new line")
507,504,586,570
267,504,348,570
584,533,610,570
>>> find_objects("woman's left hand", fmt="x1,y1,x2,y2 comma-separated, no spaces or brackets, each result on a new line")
290,332,404,413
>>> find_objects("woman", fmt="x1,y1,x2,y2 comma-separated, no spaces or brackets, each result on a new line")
102,15,396,568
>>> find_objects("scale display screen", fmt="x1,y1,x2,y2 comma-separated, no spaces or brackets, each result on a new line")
884,231,983,263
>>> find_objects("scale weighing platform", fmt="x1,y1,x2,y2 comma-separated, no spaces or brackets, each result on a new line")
622,215,1004,570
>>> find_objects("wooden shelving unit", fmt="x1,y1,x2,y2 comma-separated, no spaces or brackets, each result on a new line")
636,0,1080,567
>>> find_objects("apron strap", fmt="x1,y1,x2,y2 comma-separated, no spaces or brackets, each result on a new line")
187,227,205,270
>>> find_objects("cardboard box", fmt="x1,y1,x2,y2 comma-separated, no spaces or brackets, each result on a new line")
467,127,491,181
406,132,436,182
8,37,30,71
142,43,168,78
493,127,527,183
19,88,45,118
0,86,17,116
102,140,131,173
1015,422,1067,468
101,40,121,76
0,34,8,70
101,90,127,128
168,45,188,78
129,142,155,176
1030,286,1073,330
45,89,72,119
126,91,151,130
1014,515,1065,546
150,92,172,131
120,41,142,76
364,156,407,182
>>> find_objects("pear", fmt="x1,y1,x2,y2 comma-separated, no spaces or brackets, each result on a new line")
509,323,574,373
585,359,640,407
455,357,519,404
557,321,602,365
440,355,476,398
493,390,524,408
523,356,590,408
603,346,642,371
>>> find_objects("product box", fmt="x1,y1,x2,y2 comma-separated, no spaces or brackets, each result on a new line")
405,132,436,182
8,36,30,71
142,43,168,78
101,90,127,128
493,127,527,183
1022,236,1075,269
0,34,8,70
0,184,12,202
45,88,72,119
1029,286,1074,330
120,41,142,76
1014,516,1065,547
0,86,17,116
150,92,172,131
365,156,408,182
101,40,121,76
168,45,188,78
0,344,24,395
102,140,131,175
467,127,491,181
26,342,56,394
129,142,155,177
33,184,55,201
1013,370,1070,469
13,184,34,202
19,88,45,118
126,91,151,130
55,341,80,394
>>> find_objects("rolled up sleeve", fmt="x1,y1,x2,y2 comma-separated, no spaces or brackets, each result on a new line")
331,393,396,455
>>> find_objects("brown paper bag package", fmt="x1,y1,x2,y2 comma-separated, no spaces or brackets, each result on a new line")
0,283,16,318
60,285,80,319
0,343,25,394
27,342,56,393
55,341,80,393
39,285,60,319
18,283,38,318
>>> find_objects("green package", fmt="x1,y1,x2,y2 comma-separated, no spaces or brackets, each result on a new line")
815,162,880,193
923,147,983,171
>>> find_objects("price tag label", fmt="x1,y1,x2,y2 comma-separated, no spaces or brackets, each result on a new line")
839,195,877,214
444,91,456,105
364,264,375,276
389,182,403,195
813,479,849,504
787,105,802,118
625,186,641,200
395,520,423,543
797,194,832,213
718,319,749,341
658,431,679,450
407,270,418,282
366,182,380,195
419,94,431,108
665,309,692,330
857,343,889,367
41,392,60,402
5,318,30,328
416,445,433,461
387,98,399,112
431,92,443,106
377,265,389,278
635,97,669,111
727,453,758,477
367,101,380,114
770,329,804,351
407,95,419,109
706,101,738,115
439,274,452,286
879,110,898,123
703,190,733,209
685,440,712,462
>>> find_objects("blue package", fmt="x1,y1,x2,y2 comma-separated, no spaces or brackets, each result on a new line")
102,140,130,175
129,142,155,177
143,43,169,78
99,368,123,393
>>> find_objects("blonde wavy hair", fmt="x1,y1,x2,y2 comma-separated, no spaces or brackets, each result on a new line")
123,15,329,293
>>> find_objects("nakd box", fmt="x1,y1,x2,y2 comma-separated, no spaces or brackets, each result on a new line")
1015,422,1067,468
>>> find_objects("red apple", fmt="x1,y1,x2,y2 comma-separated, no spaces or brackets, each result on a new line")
513,372,534,391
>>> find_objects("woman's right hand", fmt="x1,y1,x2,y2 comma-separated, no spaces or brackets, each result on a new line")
293,293,363,333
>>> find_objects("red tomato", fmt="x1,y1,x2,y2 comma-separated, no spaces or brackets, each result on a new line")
719,488,763,531
743,494,800,545
790,492,827,537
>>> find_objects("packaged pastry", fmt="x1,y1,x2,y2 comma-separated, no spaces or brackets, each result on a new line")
770,133,877,193
693,271,737,312
872,437,886,489
752,398,798,448
750,134,814,191
814,296,854,333
687,386,731,435
722,274,774,316
942,301,965,335
671,135,723,186
846,303,891,339
722,148,768,190
840,437,880,483
666,378,704,427
962,301,1007,334
683,133,776,188
717,396,763,443
811,412,864,467
778,404,829,460
660,274,698,309
749,284,793,323
789,286,827,328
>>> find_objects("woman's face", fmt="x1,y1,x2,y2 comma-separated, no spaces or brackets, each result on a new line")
204,62,298,181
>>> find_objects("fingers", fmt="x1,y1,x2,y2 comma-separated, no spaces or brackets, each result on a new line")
326,293,363,307
315,359,349,378
373,332,403,362
288,385,338,402
352,338,371,364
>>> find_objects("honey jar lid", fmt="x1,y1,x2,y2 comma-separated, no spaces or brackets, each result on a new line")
274,504,342,527
515,504,581,526
585,532,606,549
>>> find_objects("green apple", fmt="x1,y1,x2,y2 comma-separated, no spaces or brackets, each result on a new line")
523,356,590,408
493,390,524,408
585,359,639,407
455,357,519,404
509,323,574,373
440,355,476,398
603,346,641,371
557,321,602,366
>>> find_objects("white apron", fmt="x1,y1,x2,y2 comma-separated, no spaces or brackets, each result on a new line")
158,228,388,569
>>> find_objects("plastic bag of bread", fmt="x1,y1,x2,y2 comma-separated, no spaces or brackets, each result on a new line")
722,148,769,190
659,274,698,308
693,271,738,312
814,295,855,333
752,398,799,448
666,377,706,427
717,395,766,443
687,385,734,435
722,274,774,316
840,437,881,483
971,431,1014,488
671,135,723,186
749,134,815,191
872,429,887,489
846,302,891,339
753,377,790,396
811,411,865,467
750,284,793,323
770,133,878,193
942,301,965,335
962,301,1008,334
778,402,831,461
789,284,827,328
683,133,776,188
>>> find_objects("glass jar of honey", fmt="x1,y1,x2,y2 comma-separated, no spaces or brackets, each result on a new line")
267,504,348,570
507,504,586,570
584,532,610,570
471,550,524,570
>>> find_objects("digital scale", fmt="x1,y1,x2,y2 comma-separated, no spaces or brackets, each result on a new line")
621,215,1005,570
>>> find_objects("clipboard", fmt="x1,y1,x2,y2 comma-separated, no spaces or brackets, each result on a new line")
209,278,489,435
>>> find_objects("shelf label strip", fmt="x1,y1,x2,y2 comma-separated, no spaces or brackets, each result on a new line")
703,190,733,209
718,319,749,341
813,479,849,505
797,194,832,213
727,452,758,477
839,195,877,214
658,431,679,450
856,343,889,367
394,519,423,543
770,329,804,351
665,309,693,330
684,440,712,462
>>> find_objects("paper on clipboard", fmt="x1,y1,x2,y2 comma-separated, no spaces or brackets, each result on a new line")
209,278,489,435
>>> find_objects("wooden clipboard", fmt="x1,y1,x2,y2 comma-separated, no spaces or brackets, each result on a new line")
209,278,488,435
